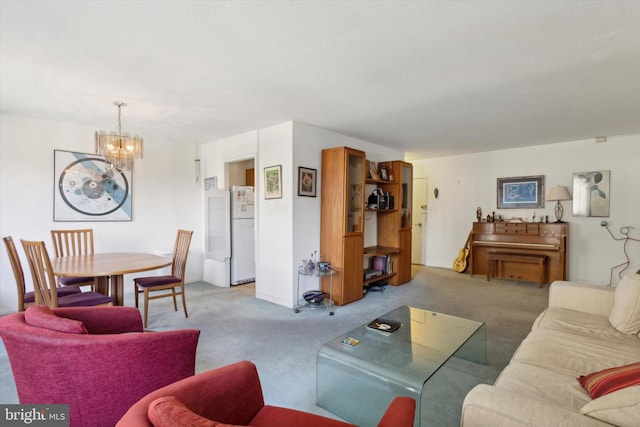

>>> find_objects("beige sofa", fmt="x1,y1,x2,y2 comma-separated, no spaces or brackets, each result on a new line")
461,274,640,427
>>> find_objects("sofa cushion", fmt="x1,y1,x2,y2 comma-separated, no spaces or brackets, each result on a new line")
533,307,640,346
511,329,640,377
578,361,640,398
609,274,640,334
494,362,591,410
148,396,247,427
580,386,640,427
24,305,87,334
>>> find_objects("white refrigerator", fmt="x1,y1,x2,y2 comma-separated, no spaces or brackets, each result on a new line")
230,186,255,285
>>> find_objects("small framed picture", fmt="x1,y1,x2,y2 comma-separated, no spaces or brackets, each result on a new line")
379,165,388,181
264,165,282,199
298,167,317,197
204,177,217,191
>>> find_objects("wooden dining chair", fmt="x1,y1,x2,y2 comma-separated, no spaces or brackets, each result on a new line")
50,228,98,291
3,236,82,312
134,230,193,328
20,239,114,307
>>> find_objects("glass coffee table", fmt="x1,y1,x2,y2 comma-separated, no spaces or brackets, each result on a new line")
316,306,486,427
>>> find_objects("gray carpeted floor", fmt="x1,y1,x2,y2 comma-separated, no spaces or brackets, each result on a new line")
0,266,549,426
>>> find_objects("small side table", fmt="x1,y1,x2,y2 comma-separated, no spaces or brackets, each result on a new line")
295,266,335,316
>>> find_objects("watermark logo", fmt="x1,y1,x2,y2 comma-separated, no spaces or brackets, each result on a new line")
1,405,69,426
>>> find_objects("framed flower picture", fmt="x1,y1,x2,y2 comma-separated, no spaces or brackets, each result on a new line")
264,165,282,199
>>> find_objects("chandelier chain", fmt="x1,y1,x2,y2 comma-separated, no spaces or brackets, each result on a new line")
114,101,126,135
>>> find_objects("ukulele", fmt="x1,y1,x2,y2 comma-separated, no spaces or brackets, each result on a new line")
452,232,472,273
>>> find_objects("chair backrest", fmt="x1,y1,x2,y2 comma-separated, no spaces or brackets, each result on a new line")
50,229,94,258
3,236,27,311
20,240,58,307
171,230,193,280
0,308,199,427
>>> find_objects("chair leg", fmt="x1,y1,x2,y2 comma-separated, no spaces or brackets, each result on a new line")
172,287,178,312
134,284,139,308
143,288,149,329
181,285,188,319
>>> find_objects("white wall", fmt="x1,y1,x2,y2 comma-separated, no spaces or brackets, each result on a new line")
254,122,294,306
412,134,640,285
201,121,403,308
0,113,202,314
291,122,403,301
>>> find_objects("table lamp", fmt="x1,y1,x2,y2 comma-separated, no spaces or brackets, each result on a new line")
547,185,572,223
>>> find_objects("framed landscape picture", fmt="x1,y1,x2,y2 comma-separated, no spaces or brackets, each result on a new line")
264,165,282,199
496,175,544,209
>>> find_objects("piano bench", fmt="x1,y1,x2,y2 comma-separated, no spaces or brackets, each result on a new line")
486,253,548,288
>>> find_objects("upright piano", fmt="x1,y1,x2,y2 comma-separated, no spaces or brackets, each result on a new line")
470,222,568,286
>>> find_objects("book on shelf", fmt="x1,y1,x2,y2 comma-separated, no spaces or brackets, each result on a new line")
373,256,387,273
367,160,380,180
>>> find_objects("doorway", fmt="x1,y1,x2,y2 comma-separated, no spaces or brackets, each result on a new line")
412,177,427,265
227,159,256,288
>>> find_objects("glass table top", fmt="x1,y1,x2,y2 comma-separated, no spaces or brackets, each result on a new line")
319,305,486,394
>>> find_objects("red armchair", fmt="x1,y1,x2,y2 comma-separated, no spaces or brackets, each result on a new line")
0,306,200,427
116,360,416,427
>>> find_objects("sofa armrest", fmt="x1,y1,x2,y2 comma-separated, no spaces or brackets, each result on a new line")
116,360,265,427
462,385,610,427
52,306,144,333
377,397,416,427
548,281,615,317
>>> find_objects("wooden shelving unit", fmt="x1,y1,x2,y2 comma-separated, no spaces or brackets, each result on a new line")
321,149,413,306
366,160,413,285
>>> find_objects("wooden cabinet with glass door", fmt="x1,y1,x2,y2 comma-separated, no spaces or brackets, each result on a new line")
320,147,366,306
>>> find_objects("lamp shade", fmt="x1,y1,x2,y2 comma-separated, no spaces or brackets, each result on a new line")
547,185,572,201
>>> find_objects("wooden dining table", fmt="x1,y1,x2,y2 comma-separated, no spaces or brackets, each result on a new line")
51,253,172,306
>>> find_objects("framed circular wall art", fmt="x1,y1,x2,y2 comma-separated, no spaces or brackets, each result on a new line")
54,150,132,221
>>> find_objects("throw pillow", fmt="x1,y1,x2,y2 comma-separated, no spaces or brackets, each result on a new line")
609,273,640,334
24,305,88,334
580,386,640,427
148,396,247,427
578,361,640,399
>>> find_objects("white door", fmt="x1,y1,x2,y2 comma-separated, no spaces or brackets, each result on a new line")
412,177,427,264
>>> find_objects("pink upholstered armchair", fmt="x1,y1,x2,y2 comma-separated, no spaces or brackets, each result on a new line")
117,360,416,427
0,306,200,427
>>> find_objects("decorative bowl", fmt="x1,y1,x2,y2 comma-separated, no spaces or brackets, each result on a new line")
303,290,326,304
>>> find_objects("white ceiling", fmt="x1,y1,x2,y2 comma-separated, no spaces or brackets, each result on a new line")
1,1,639,160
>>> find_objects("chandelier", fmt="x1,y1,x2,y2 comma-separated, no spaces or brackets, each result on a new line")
95,101,143,171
